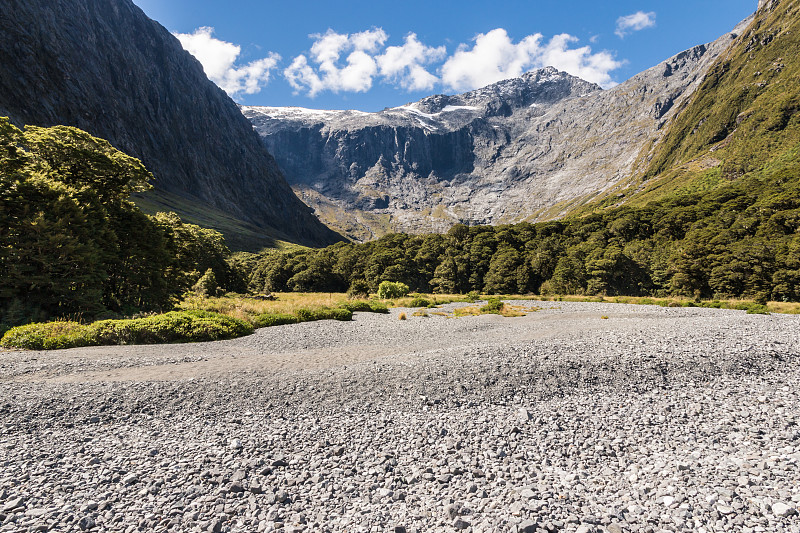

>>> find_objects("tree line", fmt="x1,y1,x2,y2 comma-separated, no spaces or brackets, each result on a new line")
246,168,800,303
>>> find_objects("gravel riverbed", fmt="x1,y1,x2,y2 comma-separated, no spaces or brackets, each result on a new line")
1,301,799,533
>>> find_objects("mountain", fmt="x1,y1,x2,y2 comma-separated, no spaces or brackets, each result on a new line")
0,0,342,249
245,19,752,241
603,0,800,208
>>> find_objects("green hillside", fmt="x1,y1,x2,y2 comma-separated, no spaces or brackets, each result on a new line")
608,0,800,207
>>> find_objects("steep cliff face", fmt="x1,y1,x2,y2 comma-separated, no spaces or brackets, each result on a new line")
246,19,751,241
0,0,341,248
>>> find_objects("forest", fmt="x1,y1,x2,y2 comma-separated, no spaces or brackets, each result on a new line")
246,173,800,303
0,118,241,327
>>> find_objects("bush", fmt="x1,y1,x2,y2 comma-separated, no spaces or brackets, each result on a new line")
398,312,407,320
408,297,431,308
339,301,373,312
0,311,253,350
745,304,770,315
480,298,505,313
338,300,389,314
463,291,480,303
368,302,389,313
295,308,353,322
253,313,299,328
377,281,410,299
0,321,93,350
89,311,252,345
347,279,371,299
193,268,223,297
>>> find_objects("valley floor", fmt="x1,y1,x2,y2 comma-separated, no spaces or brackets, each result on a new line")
1,302,799,532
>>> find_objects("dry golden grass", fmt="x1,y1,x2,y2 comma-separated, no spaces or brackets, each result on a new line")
452,303,529,318
180,292,353,322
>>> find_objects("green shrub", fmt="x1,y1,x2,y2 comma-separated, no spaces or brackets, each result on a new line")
745,304,770,315
0,311,253,350
339,301,373,312
253,313,299,328
193,268,223,297
0,323,10,339
408,297,431,308
463,291,480,303
89,311,252,345
368,302,389,314
377,281,410,299
295,307,353,322
347,279,371,298
0,321,93,350
480,298,505,313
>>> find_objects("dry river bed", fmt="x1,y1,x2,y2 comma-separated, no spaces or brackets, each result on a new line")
1,301,799,533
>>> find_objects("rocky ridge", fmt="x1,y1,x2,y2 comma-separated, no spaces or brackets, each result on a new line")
245,17,753,241
0,0,341,247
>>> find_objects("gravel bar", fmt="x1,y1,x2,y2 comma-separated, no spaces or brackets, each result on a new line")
1,301,799,533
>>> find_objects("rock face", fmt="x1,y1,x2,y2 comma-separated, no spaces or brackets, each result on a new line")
246,18,752,241
0,0,341,247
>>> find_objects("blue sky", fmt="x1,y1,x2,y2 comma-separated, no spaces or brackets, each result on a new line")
132,0,757,111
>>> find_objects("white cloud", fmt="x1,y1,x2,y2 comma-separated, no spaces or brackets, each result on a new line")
615,11,657,38
377,34,446,91
285,29,388,97
174,27,280,99
441,28,623,91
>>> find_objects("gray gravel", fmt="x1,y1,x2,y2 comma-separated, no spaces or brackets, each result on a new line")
1,301,799,532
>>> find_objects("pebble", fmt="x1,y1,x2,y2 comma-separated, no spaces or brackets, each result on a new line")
0,302,799,533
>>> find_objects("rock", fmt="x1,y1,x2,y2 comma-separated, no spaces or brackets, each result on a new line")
716,504,735,515
77,516,96,530
772,502,794,517
229,439,243,450
453,518,471,530
518,519,538,532
2,497,24,512
122,473,138,485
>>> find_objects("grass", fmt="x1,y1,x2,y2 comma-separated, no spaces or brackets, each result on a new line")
179,292,389,324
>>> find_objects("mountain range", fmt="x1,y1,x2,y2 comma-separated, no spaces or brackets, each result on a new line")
244,16,754,241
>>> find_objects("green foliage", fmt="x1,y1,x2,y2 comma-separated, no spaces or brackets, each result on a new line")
480,298,505,314
0,118,238,326
367,301,389,314
463,291,480,303
295,307,353,322
0,310,253,350
192,268,222,298
408,297,432,307
252,313,300,328
339,301,374,312
745,304,770,315
377,281,410,299
346,279,371,298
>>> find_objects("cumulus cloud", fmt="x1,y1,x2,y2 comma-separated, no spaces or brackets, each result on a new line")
615,11,657,38
441,28,622,91
285,29,388,97
377,34,446,92
174,27,280,98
